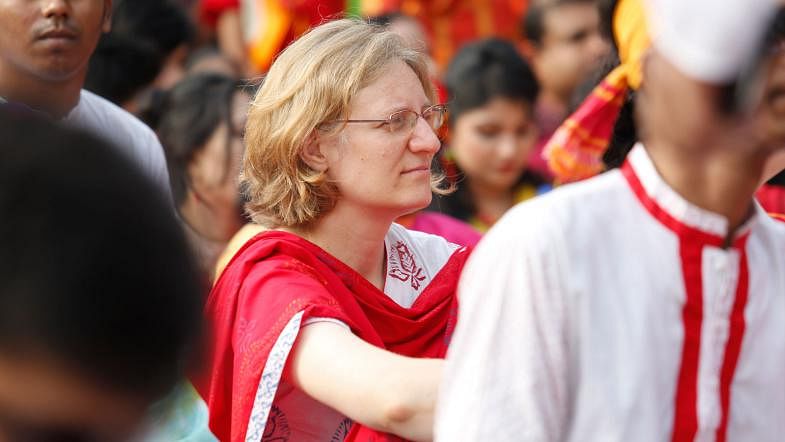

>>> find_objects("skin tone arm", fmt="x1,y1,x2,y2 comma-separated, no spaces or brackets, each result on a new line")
215,9,251,76
287,322,442,442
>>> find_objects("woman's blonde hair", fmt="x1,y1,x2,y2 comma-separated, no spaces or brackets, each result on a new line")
243,18,443,228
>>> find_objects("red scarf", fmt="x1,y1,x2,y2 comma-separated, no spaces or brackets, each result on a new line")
192,230,470,442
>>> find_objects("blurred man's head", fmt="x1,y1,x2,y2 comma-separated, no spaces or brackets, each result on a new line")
523,0,609,109
0,0,111,84
0,111,202,441
638,1,784,157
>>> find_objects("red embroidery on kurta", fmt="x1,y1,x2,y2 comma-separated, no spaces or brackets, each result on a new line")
388,241,426,290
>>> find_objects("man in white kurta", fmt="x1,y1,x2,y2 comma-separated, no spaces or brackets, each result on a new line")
435,0,785,440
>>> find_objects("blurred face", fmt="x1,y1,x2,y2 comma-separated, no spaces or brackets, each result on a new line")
320,60,441,217
638,51,760,153
760,46,785,149
533,1,608,102
188,91,249,241
0,355,145,442
450,98,538,193
389,17,429,54
0,0,112,83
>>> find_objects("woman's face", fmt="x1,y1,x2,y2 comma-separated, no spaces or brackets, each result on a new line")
449,97,538,193
188,91,249,241
319,60,441,218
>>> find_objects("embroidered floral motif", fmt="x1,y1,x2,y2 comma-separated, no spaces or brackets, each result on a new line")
330,418,353,442
262,406,291,442
388,241,426,290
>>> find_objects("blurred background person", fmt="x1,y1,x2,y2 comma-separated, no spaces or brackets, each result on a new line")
756,8,785,215
85,0,196,114
521,0,609,179
430,38,546,232
0,0,171,197
141,73,252,281
0,112,203,442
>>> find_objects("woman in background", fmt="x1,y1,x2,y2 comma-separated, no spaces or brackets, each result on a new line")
430,38,548,232
142,73,250,280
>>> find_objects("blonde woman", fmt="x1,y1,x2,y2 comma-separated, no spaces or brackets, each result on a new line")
193,19,470,442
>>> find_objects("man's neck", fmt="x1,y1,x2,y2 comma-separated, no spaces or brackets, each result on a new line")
0,65,84,119
645,139,768,240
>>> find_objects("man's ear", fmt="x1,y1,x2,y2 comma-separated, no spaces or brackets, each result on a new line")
299,132,329,172
102,0,113,33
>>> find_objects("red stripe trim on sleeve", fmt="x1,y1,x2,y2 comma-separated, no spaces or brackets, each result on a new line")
716,239,750,442
671,240,704,442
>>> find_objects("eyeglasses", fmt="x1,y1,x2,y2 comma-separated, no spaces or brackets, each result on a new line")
328,104,448,134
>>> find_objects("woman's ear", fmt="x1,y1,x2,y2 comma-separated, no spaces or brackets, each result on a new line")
299,131,329,172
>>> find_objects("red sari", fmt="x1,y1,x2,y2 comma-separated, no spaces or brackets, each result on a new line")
193,230,470,442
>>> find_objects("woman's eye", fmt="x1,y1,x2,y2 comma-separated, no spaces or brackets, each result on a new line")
475,126,500,138
516,126,534,138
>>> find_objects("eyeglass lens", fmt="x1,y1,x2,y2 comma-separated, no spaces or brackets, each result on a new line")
388,107,445,133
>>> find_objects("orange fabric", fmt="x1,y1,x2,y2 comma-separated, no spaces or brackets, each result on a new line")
770,213,785,223
244,0,345,73
379,0,526,71
543,0,649,184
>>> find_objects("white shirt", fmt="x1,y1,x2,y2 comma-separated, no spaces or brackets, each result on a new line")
260,224,461,442
64,90,171,197
435,144,785,442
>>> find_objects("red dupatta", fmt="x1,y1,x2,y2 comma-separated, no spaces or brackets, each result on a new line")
192,230,470,442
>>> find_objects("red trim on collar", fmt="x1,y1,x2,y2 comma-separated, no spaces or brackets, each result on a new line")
621,160,727,247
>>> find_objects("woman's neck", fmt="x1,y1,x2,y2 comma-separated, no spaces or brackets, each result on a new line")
286,204,394,290
468,181,515,224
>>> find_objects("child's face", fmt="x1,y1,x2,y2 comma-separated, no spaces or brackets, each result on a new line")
449,97,539,194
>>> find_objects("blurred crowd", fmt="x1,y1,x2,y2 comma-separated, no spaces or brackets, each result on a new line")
1,0,785,441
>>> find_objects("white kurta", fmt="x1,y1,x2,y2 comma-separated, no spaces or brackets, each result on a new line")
435,144,785,442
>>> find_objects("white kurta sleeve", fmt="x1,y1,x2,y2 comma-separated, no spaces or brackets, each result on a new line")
434,201,573,441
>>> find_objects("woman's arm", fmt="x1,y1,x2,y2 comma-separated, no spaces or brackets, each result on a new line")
287,322,442,441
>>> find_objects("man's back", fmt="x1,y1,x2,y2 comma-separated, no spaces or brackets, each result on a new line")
436,145,785,441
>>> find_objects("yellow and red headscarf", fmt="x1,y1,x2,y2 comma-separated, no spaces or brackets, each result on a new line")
543,0,649,184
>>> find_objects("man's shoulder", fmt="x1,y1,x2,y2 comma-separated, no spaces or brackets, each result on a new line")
71,90,159,146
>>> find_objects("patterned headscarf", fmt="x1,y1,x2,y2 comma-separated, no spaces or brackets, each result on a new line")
543,0,649,183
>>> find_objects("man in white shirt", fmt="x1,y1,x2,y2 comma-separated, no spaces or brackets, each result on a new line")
0,0,169,194
435,0,785,441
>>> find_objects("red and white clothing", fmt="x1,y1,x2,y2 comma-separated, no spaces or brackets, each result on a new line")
194,224,470,442
435,144,785,442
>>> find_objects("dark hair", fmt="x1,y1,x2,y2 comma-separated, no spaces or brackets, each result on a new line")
431,38,543,222
522,0,596,46
765,7,785,186
444,38,539,124
112,0,195,56
84,32,163,105
0,111,203,400
140,74,244,207
84,0,195,106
